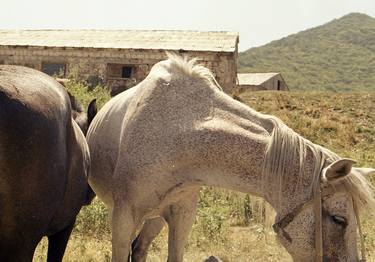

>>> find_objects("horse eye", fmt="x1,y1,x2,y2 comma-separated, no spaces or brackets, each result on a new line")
331,215,347,227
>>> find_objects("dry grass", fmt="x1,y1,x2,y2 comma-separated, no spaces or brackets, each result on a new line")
33,220,375,261
239,91,375,167
34,225,292,262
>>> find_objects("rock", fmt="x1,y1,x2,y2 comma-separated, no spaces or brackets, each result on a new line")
203,255,222,262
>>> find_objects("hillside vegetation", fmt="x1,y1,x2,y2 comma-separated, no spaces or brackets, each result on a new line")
33,87,375,261
239,13,375,91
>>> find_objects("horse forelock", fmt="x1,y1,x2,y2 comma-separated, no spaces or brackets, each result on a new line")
343,168,375,216
262,117,375,216
165,51,223,91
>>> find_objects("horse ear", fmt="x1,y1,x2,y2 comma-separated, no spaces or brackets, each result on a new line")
322,158,356,183
352,167,375,177
87,99,97,125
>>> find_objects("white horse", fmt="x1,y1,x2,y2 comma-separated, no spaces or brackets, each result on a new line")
87,53,375,262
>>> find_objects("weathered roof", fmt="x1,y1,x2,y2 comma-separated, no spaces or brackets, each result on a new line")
0,30,239,53
237,73,280,86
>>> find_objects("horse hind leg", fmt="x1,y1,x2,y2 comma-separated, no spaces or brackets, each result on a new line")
112,201,141,262
47,221,75,262
131,217,166,262
164,191,199,262
130,190,199,262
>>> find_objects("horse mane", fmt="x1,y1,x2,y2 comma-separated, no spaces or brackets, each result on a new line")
262,117,375,216
165,52,223,91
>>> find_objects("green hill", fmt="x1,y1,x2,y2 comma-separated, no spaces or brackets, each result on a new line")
238,13,375,91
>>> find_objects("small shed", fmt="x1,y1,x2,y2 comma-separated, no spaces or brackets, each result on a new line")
237,73,289,92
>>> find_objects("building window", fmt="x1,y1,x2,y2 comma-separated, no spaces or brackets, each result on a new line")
107,64,134,79
42,62,66,77
122,66,133,78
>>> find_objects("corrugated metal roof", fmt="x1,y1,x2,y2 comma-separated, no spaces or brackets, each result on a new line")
0,30,239,52
237,73,280,86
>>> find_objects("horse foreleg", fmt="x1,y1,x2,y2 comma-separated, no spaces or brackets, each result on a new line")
47,221,75,262
131,217,166,262
112,202,139,262
164,191,199,262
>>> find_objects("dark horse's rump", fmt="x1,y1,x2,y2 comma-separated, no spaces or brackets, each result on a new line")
0,65,91,261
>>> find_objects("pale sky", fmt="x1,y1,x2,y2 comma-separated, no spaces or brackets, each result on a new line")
1,0,374,51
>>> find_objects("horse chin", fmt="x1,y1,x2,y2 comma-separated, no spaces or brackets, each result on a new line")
284,248,314,262
275,234,316,262
279,239,359,262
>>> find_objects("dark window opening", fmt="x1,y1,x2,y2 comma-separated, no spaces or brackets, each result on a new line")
42,63,66,77
107,64,135,79
277,80,281,90
122,66,133,78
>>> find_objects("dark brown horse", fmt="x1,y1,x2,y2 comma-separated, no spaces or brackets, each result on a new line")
0,65,96,261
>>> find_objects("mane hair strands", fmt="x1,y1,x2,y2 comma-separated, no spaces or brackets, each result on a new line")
261,118,375,216
165,51,222,91
261,119,323,210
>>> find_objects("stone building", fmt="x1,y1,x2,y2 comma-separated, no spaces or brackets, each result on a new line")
237,72,289,92
0,30,239,94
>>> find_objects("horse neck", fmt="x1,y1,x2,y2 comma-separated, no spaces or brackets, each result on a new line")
185,95,274,198
197,96,321,217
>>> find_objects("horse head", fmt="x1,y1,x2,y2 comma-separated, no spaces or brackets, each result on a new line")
264,123,375,261
67,92,97,135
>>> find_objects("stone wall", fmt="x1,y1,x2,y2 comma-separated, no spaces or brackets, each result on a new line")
0,46,237,94
237,84,266,92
